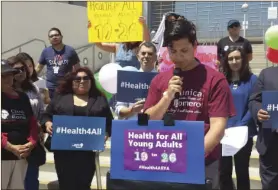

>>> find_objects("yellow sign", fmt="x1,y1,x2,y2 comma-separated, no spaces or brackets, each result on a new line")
87,1,143,43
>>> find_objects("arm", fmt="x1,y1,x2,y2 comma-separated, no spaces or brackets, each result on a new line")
36,49,46,74
1,133,8,148
27,116,38,146
245,40,253,62
140,16,150,42
95,43,117,53
115,102,133,119
206,77,236,154
248,70,265,125
99,96,114,137
71,49,81,71
205,117,227,154
41,96,57,132
239,75,258,125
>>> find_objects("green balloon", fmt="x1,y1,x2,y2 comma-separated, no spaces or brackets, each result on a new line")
265,25,278,50
94,73,113,101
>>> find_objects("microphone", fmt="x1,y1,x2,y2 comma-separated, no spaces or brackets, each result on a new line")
173,68,182,99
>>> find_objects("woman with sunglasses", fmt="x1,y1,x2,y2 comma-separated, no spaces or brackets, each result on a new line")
41,67,113,190
219,47,257,190
1,59,38,189
7,55,46,190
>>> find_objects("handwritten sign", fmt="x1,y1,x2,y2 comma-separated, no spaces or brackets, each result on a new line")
87,2,143,43
195,46,218,70
124,129,187,173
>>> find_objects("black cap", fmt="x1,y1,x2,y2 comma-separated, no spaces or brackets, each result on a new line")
1,59,18,75
227,19,240,28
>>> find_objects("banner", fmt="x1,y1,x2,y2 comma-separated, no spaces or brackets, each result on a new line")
51,115,106,151
262,91,278,129
158,47,174,72
117,70,157,102
87,2,143,42
110,120,205,184
194,46,218,70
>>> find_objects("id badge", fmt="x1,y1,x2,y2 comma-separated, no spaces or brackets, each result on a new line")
53,66,60,74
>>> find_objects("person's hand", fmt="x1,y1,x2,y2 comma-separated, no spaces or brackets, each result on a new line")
131,100,145,113
216,60,220,65
165,76,183,100
257,109,270,122
19,142,35,159
9,144,28,159
88,20,92,28
139,16,146,25
45,121,53,136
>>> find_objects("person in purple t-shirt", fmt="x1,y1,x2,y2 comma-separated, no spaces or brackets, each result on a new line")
36,28,80,99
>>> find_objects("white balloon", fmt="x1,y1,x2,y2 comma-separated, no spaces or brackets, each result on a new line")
99,63,122,94
121,66,139,72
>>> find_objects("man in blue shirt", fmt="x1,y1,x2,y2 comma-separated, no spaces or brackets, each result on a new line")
36,27,80,99
115,42,157,120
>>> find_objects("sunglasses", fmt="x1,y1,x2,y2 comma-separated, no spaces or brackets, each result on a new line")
228,56,241,62
73,76,90,83
49,34,60,38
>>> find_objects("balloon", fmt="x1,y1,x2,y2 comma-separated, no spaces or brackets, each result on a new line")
99,63,122,94
265,25,278,50
94,73,113,101
266,47,278,64
121,66,139,72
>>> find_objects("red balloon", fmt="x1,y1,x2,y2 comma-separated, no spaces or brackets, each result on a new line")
266,47,278,64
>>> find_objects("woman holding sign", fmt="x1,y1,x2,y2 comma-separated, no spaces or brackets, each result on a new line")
92,16,150,69
41,67,113,190
219,47,257,190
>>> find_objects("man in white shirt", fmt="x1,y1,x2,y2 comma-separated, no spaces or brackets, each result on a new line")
115,42,157,120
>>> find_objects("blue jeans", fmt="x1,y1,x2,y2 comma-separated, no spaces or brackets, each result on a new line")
25,164,39,190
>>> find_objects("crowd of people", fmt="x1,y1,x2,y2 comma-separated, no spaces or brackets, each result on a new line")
1,12,277,190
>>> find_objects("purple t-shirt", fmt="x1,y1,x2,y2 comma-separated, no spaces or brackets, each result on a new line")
38,45,80,89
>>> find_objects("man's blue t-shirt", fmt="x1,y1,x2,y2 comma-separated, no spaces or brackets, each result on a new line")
38,45,80,89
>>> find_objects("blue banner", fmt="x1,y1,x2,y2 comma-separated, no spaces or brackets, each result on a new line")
110,120,205,184
117,70,157,102
262,91,278,129
51,115,106,151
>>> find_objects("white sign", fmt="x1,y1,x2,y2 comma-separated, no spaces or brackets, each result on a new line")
268,7,278,20
242,21,248,29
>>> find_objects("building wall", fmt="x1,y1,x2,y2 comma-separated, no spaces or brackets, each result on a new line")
1,1,111,73
150,1,278,40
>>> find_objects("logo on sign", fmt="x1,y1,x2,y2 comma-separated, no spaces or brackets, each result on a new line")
72,143,84,149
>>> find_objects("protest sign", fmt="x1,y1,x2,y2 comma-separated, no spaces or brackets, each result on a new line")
110,120,205,184
117,70,157,102
87,2,143,42
124,129,187,173
51,115,106,151
195,46,218,70
262,91,278,129
158,47,174,72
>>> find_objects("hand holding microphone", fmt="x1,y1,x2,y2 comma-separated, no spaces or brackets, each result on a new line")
164,68,183,101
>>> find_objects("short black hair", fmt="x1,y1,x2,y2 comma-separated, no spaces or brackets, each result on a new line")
48,27,62,36
221,47,252,83
138,42,157,54
163,18,197,47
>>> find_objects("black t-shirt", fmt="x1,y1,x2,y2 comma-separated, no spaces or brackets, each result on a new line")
1,91,34,160
217,36,253,61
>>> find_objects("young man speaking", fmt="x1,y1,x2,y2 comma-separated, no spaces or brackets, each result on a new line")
143,19,236,188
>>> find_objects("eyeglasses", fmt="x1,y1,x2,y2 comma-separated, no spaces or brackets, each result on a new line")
73,76,90,83
228,56,241,62
49,34,60,38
